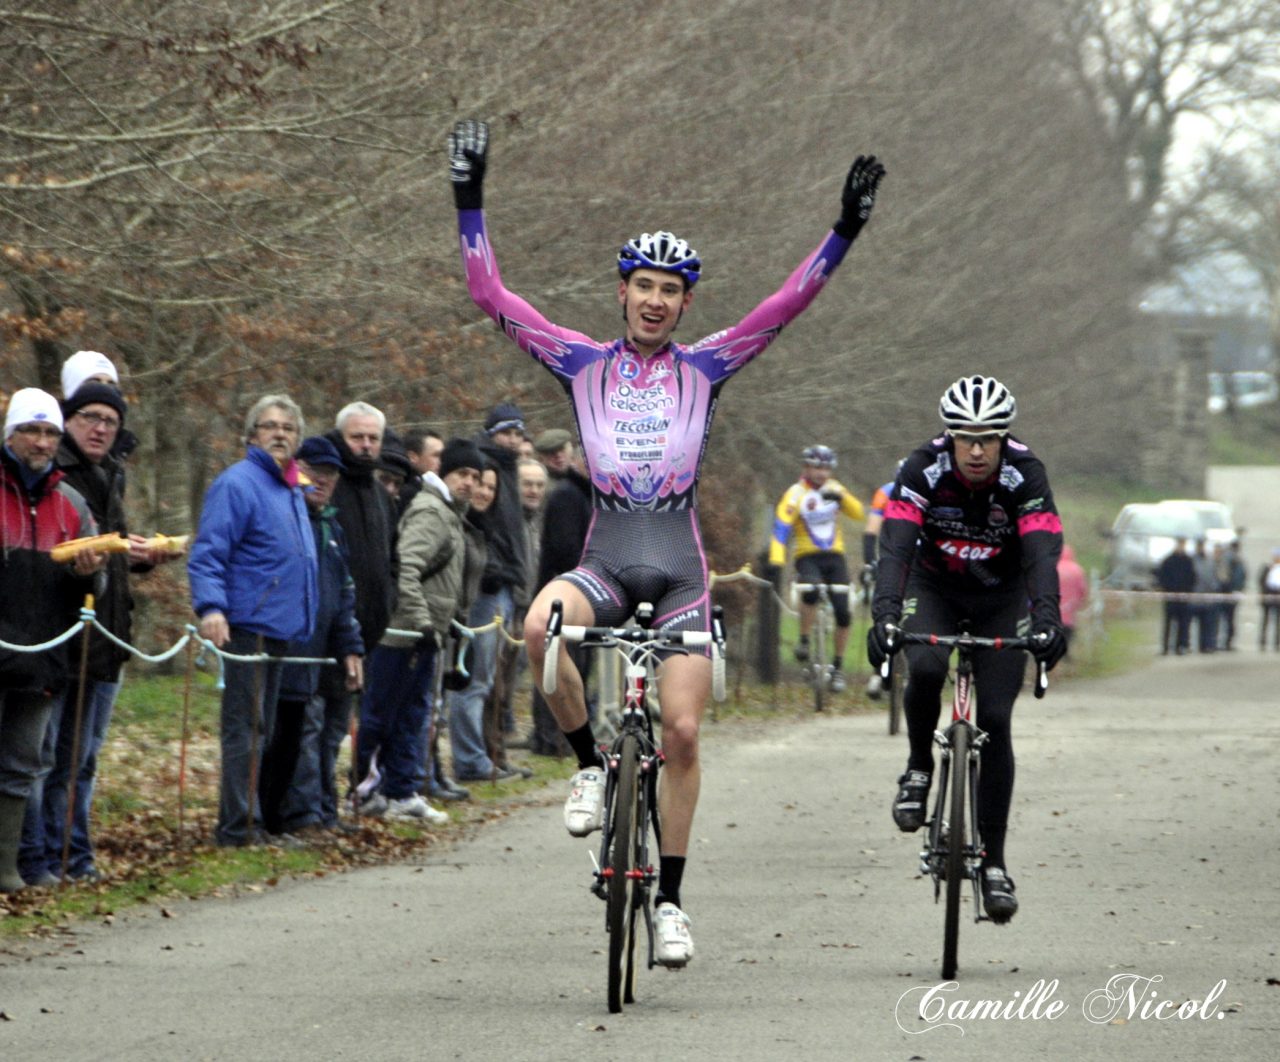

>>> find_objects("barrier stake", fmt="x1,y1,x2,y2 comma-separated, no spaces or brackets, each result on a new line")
59,595,95,887
247,634,265,842
178,634,195,844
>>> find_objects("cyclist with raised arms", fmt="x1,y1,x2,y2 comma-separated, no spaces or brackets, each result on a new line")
768,445,865,691
448,119,885,966
867,375,1065,924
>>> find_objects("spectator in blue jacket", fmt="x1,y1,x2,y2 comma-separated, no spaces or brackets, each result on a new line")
188,395,317,847
260,436,364,837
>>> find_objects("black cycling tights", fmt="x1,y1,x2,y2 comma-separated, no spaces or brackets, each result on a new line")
901,579,1027,868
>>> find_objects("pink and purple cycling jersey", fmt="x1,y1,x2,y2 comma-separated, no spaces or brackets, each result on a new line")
458,209,853,514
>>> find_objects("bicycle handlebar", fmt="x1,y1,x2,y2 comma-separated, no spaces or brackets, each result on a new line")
880,624,1050,699
542,600,728,701
790,582,852,609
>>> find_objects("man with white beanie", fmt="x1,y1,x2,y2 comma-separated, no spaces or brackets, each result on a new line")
0,388,102,892
59,350,119,400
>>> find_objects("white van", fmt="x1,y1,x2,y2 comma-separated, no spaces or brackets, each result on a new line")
1105,499,1237,588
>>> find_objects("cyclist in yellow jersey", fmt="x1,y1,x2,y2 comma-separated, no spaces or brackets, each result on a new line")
769,445,865,690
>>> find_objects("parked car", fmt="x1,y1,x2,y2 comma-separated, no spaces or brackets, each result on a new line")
1208,371,1278,413
1105,499,1238,588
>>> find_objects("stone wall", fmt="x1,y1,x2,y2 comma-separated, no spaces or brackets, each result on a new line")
1135,319,1211,495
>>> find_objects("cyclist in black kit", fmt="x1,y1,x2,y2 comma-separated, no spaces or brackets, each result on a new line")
867,375,1065,923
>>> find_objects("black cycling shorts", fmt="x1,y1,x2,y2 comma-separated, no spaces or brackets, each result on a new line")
560,509,710,636
795,552,852,626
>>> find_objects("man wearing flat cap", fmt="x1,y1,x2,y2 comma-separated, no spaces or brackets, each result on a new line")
260,436,364,837
357,437,483,820
533,428,575,481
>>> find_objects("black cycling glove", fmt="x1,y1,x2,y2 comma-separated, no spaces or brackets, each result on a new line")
866,616,899,670
1030,623,1067,672
448,119,489,211
834,154,886,240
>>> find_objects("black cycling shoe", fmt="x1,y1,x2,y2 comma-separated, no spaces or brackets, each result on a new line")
792,640,810,662
981,866,1018,924
892,770,931,832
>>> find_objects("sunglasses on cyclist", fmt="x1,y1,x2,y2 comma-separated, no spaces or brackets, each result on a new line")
949,430,1005,447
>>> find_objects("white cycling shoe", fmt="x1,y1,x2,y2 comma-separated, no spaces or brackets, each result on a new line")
654,903,694,967
563,767,605,837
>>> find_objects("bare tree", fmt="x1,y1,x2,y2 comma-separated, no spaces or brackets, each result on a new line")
1194,134,1280,356
1,0,1155,577
1048,0,1280,286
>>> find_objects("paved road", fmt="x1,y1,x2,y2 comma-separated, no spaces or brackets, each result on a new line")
2,650,1276,1061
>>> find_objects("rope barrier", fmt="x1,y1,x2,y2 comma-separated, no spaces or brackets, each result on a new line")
4,582,1270,666
0,608,337,667
0,623,84,653
709,564,801,618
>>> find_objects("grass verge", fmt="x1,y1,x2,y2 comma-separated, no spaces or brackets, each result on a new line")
3,605,1153,939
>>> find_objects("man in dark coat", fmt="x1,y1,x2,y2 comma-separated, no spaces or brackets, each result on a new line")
1155,537,1196,655
322,401,397,820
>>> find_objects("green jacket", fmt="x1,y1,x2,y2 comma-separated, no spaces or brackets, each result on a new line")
383,479,466,649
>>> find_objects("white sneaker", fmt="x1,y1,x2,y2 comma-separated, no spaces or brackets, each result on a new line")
385,794,449,826
654,903,694,967
563,767,605,837
828,668,847,693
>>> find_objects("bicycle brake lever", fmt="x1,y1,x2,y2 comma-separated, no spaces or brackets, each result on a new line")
879,624,898,680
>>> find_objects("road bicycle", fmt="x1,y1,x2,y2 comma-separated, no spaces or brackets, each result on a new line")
791,581,850,712
543,600,727,1014
881,624,1048,980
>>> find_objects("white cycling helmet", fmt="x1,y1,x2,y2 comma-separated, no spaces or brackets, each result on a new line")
939,375,1017,432
801,444,837,469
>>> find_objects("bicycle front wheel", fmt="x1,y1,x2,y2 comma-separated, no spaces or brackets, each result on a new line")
607,734,639,1013
942,725,969,980
624,764,654,1004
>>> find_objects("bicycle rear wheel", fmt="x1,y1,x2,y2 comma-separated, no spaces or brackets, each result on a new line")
888,659,905,735
942,724,969,980
607,734,638,1013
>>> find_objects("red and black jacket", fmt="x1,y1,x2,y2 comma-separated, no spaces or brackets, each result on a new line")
0,449,96,693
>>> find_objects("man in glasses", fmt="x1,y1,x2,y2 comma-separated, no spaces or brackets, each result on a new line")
1,388,102,893
19,381,183,886
189,394,318,846
867,375,1065,925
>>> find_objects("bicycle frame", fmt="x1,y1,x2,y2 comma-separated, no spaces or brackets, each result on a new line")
882,624,1047,979
791,581,850,710
543,600,727,1011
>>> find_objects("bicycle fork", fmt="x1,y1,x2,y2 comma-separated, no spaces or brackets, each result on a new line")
921,724,988,910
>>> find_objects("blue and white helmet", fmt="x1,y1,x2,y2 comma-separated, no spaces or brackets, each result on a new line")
618,231,701,287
